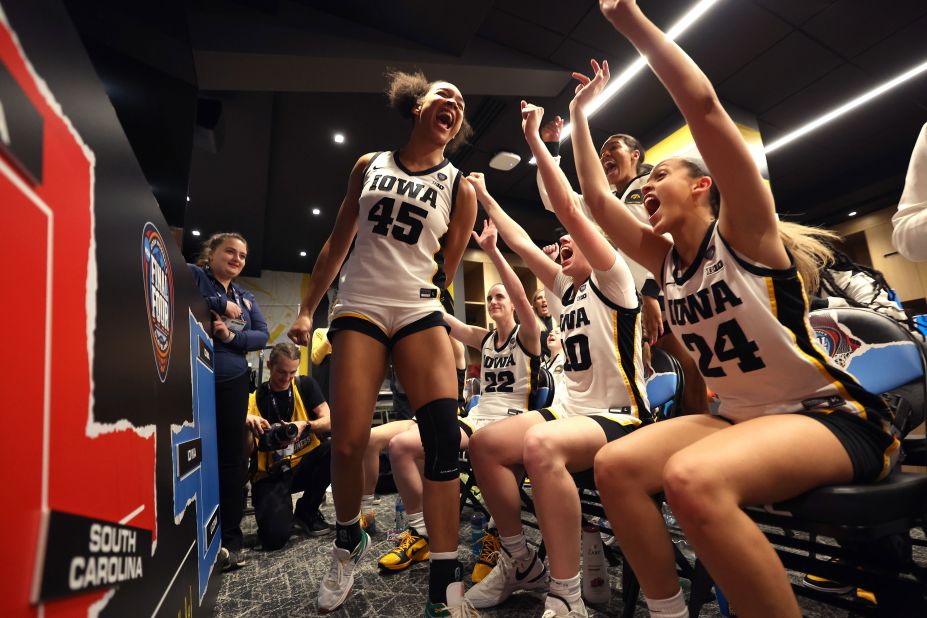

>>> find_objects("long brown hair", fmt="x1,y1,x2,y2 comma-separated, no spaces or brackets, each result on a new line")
196,232,247,269
385,68,473,154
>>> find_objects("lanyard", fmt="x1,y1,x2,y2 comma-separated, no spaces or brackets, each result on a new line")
268,383,294,422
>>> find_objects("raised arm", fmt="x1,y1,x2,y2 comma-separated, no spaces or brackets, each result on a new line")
444,312,489,350
600,0,787,268
522,100,619,275
570,61,669,276
472,219,542,356
466,172,560,291
287,154,369,345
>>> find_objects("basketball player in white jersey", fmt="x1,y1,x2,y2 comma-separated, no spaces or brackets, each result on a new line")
572,3,900,617
287,70,478,617
463,103,649,617
378,218,542,580
536,115,708,416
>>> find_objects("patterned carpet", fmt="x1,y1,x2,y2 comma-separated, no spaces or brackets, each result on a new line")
213,486,925,617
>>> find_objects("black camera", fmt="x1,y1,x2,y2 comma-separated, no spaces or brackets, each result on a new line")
257,422,298,451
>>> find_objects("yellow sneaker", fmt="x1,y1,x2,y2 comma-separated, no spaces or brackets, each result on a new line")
472,529,500,583
377,527,429,572
856,588,877,606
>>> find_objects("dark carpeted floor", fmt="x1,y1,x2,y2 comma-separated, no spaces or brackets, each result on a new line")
214,487,924,617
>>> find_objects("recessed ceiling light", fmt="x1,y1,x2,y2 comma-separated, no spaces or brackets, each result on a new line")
299,251,307,257
333,133,345,144
186,195,190,202
489,151,522,171
848,211,858,217
559,0,721,142
311,207,321,216
191,229,201,236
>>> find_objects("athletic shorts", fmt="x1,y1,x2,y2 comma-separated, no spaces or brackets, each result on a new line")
458,415,507,437
798,409,899,482
328,297,448,348
538,407,637,442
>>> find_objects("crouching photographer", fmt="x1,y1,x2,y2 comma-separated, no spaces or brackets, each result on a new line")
246,342,332,550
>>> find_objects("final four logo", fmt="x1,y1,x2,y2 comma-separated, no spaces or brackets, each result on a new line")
142,222,174,381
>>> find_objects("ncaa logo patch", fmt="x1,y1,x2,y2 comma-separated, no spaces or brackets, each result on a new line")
142,222,174,381
437,172,448,181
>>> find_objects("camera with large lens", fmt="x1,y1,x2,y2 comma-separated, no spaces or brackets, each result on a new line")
257,422,298,451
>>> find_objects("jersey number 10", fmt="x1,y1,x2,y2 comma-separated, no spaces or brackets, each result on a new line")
368,197,429,244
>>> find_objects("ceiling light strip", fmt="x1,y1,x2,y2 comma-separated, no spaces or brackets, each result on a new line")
764,58,927,154
559,0,722,143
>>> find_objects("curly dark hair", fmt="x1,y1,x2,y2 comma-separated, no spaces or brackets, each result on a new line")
601,133,649,175
385,68,473,154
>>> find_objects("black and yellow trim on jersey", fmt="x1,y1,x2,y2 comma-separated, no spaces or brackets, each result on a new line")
391,151,452,177
669,221,717,286
430,171,462,292
362,151,386,181
717,232,892,429
588,279,649,421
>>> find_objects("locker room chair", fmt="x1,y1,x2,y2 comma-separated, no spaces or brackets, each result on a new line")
684,307,927,616
458,377,490,518
646,347,685,420
529,366,556,410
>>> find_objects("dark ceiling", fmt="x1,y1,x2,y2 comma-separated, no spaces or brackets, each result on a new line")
68,0,927,277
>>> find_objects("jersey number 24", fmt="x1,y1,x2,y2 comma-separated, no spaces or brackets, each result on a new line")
681,318,765,377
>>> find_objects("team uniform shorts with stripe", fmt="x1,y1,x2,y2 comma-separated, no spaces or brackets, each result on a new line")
714,407,899,483
537,407,639,443
328,297,448,348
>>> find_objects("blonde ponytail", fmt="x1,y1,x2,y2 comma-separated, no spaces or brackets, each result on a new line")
777,221,839,296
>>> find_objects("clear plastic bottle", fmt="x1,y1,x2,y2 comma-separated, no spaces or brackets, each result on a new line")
581,523,610,604
470,511,486,558
394,495,407,532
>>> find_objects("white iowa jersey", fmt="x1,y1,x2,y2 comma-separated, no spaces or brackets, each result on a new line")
662,222,890,426
339,151,462,306
475,325,541,421
551,256,649,423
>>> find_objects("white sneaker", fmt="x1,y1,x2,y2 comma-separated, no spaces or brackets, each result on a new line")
464,546,548,609
541,594,588,617
317,530,370,613
425,582,481,617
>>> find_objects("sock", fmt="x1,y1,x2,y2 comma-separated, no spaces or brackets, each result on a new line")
407,511,427,537
547,572,582,610
361,494,376,511
645,589,688,618
335,513,362,551
501,532,531,562
428,553,461,604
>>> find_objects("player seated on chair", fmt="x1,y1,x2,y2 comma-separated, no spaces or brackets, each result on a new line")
377,219,542,582
246,342,333,550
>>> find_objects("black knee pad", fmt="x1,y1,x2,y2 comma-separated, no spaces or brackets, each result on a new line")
416,398,461,481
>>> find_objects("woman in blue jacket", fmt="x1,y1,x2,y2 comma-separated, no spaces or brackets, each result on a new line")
189,232,268,569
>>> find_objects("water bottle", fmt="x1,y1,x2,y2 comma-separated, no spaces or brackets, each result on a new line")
394,495,407,532
581,523,610,604
469,511,486,558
